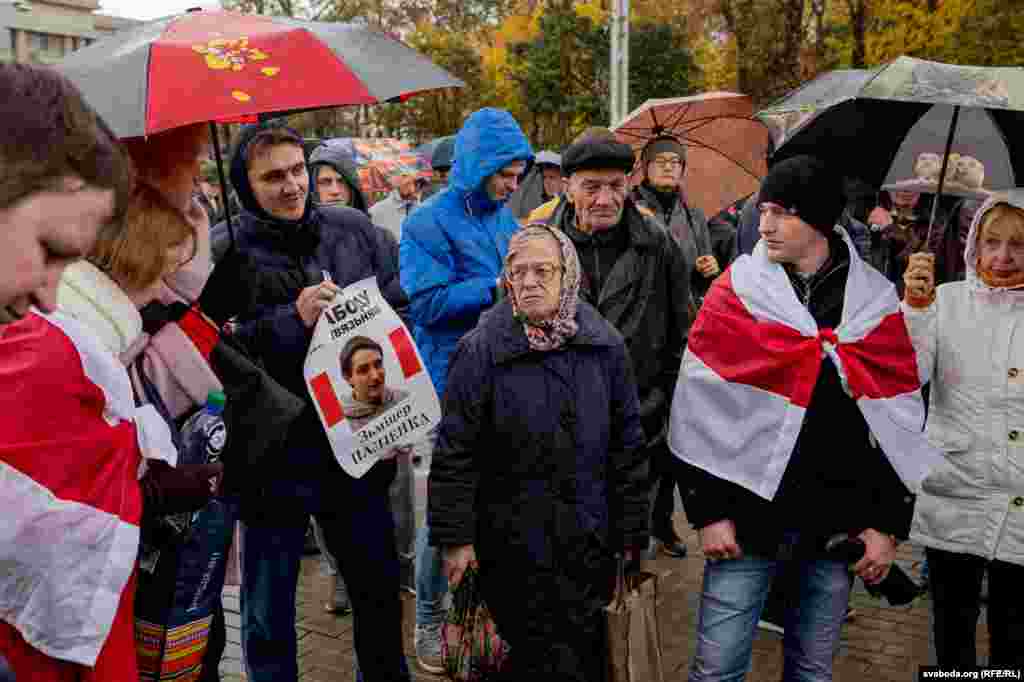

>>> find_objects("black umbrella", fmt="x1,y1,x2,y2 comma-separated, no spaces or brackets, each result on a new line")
757,57,1024,239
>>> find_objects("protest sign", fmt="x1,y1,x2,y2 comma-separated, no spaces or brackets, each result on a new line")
304,277,440,478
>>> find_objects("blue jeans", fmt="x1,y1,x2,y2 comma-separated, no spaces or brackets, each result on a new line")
415,524,449,626
241,466,408,682
689,540,851,682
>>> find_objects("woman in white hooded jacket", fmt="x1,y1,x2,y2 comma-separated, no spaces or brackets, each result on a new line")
903,189,1024,669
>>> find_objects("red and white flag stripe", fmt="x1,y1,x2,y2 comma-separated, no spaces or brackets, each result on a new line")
0,311,176,666
668,228,942,500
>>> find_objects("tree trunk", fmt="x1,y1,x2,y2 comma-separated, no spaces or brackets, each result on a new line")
847,0,867,67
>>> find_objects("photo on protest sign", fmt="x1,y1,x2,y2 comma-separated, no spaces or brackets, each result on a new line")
304,277,440,478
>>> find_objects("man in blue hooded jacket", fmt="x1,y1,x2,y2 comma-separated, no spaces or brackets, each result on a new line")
399,108,533,673
210,121,410,682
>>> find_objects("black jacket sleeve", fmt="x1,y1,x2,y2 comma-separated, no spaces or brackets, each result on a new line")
428,333,490,547
606,342,649,551
662,230,693,403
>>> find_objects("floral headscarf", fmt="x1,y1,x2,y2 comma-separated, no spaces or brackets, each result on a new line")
504,223,581,352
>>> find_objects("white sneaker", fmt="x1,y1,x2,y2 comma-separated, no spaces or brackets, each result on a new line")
757,619,784,635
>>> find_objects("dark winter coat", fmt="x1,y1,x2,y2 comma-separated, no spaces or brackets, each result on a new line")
428,300,647,680
679,237,916,556
308,144,371,214
546,199,691,443
208,124,407,515
632,183,733,301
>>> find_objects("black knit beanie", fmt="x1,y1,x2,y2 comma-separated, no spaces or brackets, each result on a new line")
758,155,844,235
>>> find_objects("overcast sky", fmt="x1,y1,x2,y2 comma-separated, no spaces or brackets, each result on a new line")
98,0,222,20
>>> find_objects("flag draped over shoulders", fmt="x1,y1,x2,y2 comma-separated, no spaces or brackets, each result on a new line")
0,310,175,666
668,228,942,501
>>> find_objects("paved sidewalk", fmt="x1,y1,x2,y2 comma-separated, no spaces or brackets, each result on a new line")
219,517,991,681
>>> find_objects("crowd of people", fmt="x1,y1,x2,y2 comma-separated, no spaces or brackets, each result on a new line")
1,59,1023,682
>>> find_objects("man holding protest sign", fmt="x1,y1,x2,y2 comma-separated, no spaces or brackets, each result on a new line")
212,120,410,682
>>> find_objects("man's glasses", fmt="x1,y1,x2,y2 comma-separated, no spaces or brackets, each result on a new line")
507,263,562,284
651,157,683,169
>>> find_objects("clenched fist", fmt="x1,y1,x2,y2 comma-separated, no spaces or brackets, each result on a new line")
696,255,721,279
903,252,935,308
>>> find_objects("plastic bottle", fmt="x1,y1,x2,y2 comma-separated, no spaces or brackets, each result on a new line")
180,390,227,467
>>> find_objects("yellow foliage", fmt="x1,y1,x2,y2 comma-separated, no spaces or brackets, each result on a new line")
694,33,737,91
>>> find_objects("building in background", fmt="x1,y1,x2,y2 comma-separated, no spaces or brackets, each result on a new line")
0,0,139,65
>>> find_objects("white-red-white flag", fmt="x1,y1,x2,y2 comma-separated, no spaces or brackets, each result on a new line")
668,229,943,500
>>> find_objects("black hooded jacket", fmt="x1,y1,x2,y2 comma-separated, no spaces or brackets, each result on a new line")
308,144,370,214
208,123,407,511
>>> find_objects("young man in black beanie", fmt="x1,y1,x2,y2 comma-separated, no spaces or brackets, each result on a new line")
670,154,919,681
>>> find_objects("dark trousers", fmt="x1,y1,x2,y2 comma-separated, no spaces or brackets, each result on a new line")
649,440,681,541
199,599,225,681
927,547,1024,668
241,461,408,682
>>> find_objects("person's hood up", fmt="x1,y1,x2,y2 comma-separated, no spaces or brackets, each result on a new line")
308,144,370,214
449,108,533,209
229,122,314,226
507,150,562,220
963,188,1024,294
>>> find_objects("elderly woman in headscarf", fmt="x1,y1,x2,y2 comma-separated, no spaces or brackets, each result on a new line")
428,224,648,681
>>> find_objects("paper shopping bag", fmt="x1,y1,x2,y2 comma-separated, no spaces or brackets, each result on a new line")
605,561,665,682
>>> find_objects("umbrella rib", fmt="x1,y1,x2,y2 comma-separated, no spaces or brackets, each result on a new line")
662,102,695,133
617,129,652,141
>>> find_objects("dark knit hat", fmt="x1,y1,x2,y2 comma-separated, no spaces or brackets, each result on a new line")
758,155,845,235
642,135,686,164
561,127,635,178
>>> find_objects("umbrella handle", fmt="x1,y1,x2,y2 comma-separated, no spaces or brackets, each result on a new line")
925,105,961,247
209,122,236,251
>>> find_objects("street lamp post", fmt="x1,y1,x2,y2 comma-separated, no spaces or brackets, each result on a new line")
609,0,629,127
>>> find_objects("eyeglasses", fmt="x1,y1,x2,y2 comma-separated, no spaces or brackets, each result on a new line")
507,263,562,284
651,157,683,169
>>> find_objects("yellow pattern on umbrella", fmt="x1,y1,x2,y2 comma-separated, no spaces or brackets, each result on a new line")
192,36,282,103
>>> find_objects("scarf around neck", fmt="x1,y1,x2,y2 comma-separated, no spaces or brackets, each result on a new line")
505,224,582,352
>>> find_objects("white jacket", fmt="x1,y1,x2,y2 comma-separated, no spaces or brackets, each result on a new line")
906,189,1024,566
369,189,420,243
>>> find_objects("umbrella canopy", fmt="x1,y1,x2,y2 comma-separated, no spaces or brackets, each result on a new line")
757,57,1024,189
321,137,432,195
882,105,1013,197
57,9,464,139
613,91,771,217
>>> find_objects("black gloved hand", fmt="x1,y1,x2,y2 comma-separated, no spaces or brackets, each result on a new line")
141,460,223,516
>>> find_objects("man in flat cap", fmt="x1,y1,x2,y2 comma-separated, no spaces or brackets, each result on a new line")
539,126,693,560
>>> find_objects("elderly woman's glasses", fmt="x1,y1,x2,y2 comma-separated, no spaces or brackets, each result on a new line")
507,263,562,284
